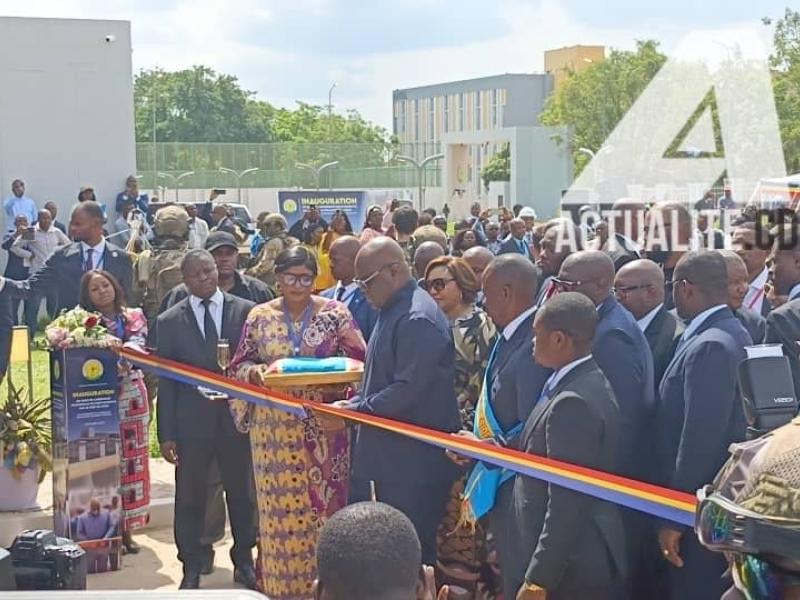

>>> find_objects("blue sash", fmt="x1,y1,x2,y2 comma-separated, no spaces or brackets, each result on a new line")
460,339,522,527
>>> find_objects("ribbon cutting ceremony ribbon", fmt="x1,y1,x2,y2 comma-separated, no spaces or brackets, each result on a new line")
120,348,698,527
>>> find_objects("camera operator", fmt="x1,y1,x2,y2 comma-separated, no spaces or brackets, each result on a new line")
114,198,153,247
697,417,800,600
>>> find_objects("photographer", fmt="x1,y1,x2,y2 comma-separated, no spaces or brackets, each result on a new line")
114,197,153,247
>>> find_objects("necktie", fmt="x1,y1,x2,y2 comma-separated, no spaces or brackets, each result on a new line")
84,248,94,272
202,298,218,344
336,286,346,301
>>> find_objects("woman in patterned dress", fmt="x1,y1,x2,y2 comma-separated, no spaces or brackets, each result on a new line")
229,246,366,599
424,256,497,596
78,269,150,554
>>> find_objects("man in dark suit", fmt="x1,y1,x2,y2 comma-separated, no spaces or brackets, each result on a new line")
322,236,378,341
341,237,460,565
732,222,771,317
535,219,583,306
615,259,684,393
602,198,643,272
497,218,532,258
509,292,626,600
720,250,766,343
765,223,800,400
656,251,751,600
643,201,693,311
0,202,132,313
156,249,256,590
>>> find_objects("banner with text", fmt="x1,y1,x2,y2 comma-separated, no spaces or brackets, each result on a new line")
279,190,368,235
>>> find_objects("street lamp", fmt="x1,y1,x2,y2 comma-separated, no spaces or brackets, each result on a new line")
328,82,337,144
295,161,340,191
157,171,195,202
396,153,444,211
218,167,260,205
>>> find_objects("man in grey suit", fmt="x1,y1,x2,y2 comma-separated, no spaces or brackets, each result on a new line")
156,249,256,590
509,292,626,600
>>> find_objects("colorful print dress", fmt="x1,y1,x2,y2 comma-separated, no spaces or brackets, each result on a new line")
102,307,151,532
229,299,366,600
437,306,497,593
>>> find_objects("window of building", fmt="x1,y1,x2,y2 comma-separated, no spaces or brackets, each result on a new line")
397,102,405,135
491,89,499,127
475,92,482,131
413,99,420,142
458,93,465,131
443,96,449,133
428,98,436,141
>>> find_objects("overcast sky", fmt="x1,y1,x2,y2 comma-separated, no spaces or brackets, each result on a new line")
2,0,791,129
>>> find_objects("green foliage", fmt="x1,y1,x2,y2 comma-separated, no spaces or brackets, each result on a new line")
481,143,510,188
1,383,52,481
770,8,800,172
540,40,667,175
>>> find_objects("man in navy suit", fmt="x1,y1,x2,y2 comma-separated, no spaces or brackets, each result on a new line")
0,202,132,313
535,219,583,307
655,251,751,600
555,250,655,598
322,236,378,341
497,218,532,259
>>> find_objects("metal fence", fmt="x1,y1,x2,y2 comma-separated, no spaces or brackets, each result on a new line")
135,142,442,190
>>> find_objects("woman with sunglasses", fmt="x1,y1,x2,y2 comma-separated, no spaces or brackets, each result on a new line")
424,256,498,595
359,205,385,245
229,246,366,598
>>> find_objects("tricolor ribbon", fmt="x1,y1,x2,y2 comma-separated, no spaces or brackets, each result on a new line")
120,348,698,527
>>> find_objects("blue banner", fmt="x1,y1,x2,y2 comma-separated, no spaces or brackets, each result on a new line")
51,348,122,573
279,190,368,234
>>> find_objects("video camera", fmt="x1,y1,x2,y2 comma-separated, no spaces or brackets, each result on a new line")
737,346,799,438
6,529,86,590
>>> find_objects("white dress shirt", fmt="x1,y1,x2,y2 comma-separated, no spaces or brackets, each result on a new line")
502,305,537,340
189,289,223,338
188,218,210,250
636,303,664,333
81,240,107,271
681,304,727,342
541,354,594,396
26,225,70,272
333,281,359,307
743,267,769,315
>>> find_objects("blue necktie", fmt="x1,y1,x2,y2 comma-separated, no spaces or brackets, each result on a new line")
83,248,94,272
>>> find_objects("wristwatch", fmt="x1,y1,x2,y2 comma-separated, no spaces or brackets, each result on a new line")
523,580,545,592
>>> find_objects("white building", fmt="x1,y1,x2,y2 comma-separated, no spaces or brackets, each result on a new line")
0,17,135,231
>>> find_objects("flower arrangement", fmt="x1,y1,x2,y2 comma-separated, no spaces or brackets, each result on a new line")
44,307,120,350
0,384,52,482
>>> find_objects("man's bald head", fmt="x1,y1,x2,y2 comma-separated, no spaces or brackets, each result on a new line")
672,250,729,320
614,259,665,319
462,246,494,282
558,250,615,306
329,236,362,283
355,237,412,309
482,254,539,328
413,242,445,279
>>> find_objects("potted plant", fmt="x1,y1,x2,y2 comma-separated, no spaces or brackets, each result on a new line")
0,384,52,511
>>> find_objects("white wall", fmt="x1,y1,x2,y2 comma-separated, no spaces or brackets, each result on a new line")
0,17,135,230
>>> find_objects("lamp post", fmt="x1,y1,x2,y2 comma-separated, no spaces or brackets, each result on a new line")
218,167,259,206
328,82,337,144
396,153,444,211
295,161,339,191
157,171,195,202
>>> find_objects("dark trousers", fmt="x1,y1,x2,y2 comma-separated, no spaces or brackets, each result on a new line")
175,434,256,572
665,530,728,600
350,478,451,565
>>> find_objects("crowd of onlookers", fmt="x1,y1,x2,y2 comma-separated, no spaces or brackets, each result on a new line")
3,175,800,599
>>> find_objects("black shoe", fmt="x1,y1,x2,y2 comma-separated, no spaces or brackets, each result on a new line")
233,564,258,590
179,570,201,590
201,549,215,575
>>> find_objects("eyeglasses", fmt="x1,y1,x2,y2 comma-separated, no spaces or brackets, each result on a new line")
279,273,314,288
550,277,585,292
354,262,400,291
665,279,691,290
425,277,455,293
614,284,654,297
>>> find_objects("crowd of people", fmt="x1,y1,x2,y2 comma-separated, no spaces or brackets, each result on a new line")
2,175,800,600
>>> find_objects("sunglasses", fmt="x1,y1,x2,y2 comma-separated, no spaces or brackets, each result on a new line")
550,277,585,292
280,273,314,288
614,283,654,297
425,277,455,293
354,262,400,291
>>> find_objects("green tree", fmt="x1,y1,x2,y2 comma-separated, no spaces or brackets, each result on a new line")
481,143,510,188
770,8,800,172
540,40,667,175
134,66,274,143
